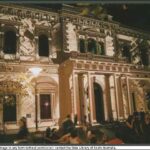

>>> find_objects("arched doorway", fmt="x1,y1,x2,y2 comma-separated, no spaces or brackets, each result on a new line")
93,82,104,123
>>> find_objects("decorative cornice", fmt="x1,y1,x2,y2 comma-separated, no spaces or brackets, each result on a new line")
61,13,150,40
116,26,150,39
71,59,150,76
61,12,119,31
0,4,59,23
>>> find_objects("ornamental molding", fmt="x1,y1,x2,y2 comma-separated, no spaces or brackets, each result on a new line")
0,63,59,74
0,4,59,23
61,13,150,40
116,26,150,40
0,19,22,26
61,12,118,31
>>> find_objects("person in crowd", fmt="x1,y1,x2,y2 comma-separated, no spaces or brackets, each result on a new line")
44,127,60,143
95,131,107,144
98,128,124,144
105,136,124,144
122,115,136,143
139,109,145,123
45,127,52,138
61,114,74,135
52,127,83,144
68,128,83,144
87,129,97,144
140,113,150,143
133,112,143,142
74,114,78,126
14,117,29,144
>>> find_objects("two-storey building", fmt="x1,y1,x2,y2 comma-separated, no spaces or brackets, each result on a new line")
0,4,149,133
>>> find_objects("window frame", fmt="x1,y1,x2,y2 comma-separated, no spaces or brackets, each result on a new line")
39,93,52,120
3,30,17,54
79,38,86,53
38,34,49,57
1,94,17,123
0,23,19,58
87,38,97,54
35,26,51,60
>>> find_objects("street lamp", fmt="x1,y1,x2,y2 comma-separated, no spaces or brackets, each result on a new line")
29,67,42,131
29,67,42,77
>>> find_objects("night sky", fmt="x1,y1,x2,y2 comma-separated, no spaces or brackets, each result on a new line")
105,4,150,32
31,4,150,32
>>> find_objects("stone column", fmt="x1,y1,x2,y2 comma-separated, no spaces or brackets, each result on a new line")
117,76,125,119
88,74,96,124
113,74,119,120
126,76,132,114
73,73,78,116
51,93,55,119
121,77,130,118
35,36,39,61
48,37,52,60
105,75,113,121
75,74,81,124
85,35,88,53
109,75,117,120
78,74,85,124
16,33,20,60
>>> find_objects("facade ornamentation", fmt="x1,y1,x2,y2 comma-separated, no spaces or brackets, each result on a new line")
0,4,149,133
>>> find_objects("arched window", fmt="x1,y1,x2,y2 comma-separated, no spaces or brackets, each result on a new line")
97,42,105,55
87,38,97,54
4,30,17,54
40,94,51,119
141,48,149,66
122,44,131,62
38,34,49,57
79,39,86,53
139,41,149,66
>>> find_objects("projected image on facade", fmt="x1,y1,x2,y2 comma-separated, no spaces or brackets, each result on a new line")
0,3,150,144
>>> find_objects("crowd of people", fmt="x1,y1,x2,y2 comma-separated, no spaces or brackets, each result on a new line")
117,111,150,144
13,112,150,144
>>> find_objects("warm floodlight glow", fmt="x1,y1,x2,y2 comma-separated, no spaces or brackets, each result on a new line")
29,67,42,77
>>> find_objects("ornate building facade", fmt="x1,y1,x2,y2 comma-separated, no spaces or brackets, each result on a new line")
0,4,150,133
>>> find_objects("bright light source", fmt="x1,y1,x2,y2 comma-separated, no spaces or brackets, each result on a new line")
44,102,49,107
29,67,42,77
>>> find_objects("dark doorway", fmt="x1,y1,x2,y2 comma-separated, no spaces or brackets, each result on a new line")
93,82,104,123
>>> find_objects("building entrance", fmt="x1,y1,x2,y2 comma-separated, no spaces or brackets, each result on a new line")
93,82,105,123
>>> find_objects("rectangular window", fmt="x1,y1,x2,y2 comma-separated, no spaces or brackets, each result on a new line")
40,94,51,119
3,94,16,122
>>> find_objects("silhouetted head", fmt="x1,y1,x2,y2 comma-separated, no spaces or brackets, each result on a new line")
127,115,134,123
67,114,71,119
19,117,27,128
70,128,78,138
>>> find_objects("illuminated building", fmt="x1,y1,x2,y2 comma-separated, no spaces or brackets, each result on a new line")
0,4,149,133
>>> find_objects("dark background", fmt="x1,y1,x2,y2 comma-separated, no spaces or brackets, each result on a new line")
105,4,150,32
